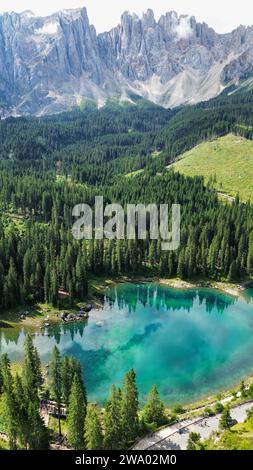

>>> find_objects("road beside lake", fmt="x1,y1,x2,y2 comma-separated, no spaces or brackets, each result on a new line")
133,401,253,450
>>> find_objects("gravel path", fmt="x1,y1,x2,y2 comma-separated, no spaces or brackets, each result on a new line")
133,400,253,450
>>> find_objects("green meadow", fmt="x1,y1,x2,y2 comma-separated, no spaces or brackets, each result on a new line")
172,134,253,202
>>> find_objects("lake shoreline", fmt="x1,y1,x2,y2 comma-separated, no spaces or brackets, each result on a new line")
1,278,253,415
158,278,248,298
110,275,250,299
7,361,253,417
0,276,251,330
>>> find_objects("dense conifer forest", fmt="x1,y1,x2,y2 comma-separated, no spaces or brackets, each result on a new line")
1,90,253,311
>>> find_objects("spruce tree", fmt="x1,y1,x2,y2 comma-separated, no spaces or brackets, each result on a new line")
50,346,62,435
228,260,238,281
240,380,247,398
0,357,3,394
104,385,123,449
18,340,49,450
220,405,233,430
74,360,87,408
26,401,49,450
121,369,139,447
61,356,72,406
84,404,103,450
13,374,30,449
247,232,253,274
142,385,166,427
67,374,86,450
4,259,20,308
50,267,58,307
1,354,18,449
22,334,43,404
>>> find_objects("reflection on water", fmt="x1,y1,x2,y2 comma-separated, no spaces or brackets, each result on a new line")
0,284,253,405
105,284,235,315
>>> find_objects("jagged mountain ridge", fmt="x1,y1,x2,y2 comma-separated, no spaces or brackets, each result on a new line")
1,7,253,116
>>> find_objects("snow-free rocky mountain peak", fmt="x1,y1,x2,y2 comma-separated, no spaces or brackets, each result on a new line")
1,7,253,116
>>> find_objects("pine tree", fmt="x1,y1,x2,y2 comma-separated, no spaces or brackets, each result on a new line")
104,385,123,449
44,265,51,303
121,369,139,446
0,355,3,394
67,374,86,450
142,385,166,427
50,346,62,435
247,232,253,274
75,253,88,300
73,360,87,408
187,432,201,450
220,405,233,430
50,267,58,307
84,404,103,450
228,260,238,281
26,401,49,450
116,240,122,273
23,249,31,298
0,354,18,449
207,237,218,276
4,258,20,308
62,356,87,408
61,356,72,406
22,334,43,404
13,373,31,449
42,192,53,222
240,380,247,398
177,249,186,279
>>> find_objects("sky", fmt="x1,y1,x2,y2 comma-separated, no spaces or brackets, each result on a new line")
0,1,252,34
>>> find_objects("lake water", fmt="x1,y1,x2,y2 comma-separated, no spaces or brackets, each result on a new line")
1,283,253,405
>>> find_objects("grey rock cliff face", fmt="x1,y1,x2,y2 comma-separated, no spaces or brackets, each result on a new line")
0,7,253,116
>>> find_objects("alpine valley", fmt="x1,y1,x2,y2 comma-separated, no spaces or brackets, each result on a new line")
1,4,253,455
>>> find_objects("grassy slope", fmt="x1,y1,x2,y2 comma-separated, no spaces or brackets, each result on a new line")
205,412,253,450
171,134,253,202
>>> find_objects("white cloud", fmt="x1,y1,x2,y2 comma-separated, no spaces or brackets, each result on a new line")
174,16,193,40
36,21,58,35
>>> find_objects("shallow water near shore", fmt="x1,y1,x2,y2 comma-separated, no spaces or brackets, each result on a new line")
1,283,253,405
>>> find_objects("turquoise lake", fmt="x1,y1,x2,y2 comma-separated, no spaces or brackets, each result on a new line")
1,283,253,405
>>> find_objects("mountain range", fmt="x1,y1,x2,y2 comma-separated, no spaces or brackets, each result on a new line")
1,6,253,116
